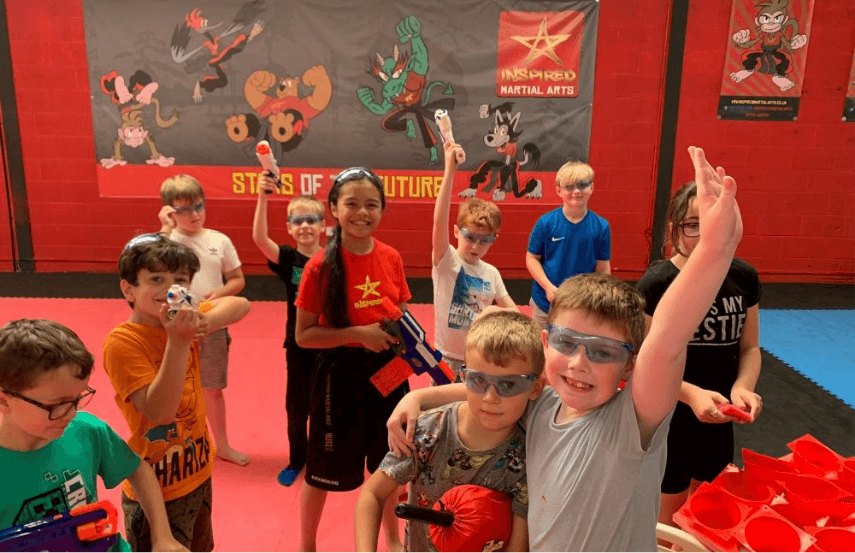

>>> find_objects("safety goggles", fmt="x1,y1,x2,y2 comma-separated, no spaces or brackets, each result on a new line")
123,232,166,251
557,179,593,192
333,167,383,188
172,201,206,216
459,228,497,245
288,214,323,226
546,325,634,364
460,367,539,397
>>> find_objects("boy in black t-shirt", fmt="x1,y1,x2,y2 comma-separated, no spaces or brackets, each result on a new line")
253,174,325,486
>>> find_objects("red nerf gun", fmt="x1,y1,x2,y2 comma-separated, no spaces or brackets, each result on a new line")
0,500,119,552
371,298,456,396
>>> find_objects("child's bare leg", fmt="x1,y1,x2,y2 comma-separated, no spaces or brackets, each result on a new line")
203,388,250,466
300,482,328,551
382,488,403,552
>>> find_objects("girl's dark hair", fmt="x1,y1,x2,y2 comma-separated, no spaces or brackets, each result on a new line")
321,168,385,328
666,181,698,258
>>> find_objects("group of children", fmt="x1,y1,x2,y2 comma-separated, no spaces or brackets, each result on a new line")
0,135,762,551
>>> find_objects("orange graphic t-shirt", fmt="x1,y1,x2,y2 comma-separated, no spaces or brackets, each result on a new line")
102,322,214,501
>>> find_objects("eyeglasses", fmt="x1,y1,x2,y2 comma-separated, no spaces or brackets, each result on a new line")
679,221,700,238
2,387,96,420
459,228,497,245
172,201,206,216
333,167,383,188
546,325,634,364
460,367,539,397
123,233,166,251
558,180,593,192
288,214,324,226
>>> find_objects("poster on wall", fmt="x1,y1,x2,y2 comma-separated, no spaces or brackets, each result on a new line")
844,48,855,122
82,0,598,202
717,0,814,121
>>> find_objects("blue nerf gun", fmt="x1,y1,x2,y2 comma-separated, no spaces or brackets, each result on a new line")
0,500,119,551
370,298,456,396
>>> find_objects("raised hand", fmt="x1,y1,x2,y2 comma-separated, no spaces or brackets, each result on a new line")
158,205,177,233
688,146,743,255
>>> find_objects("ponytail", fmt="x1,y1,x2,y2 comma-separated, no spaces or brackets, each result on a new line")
321,225,350,328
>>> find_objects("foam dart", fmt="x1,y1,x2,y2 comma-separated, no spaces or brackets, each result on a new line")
716,402,753,422
255,140,280,194
434,110,465,163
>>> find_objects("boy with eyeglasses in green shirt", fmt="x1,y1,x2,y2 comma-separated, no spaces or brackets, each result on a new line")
0,318,186,552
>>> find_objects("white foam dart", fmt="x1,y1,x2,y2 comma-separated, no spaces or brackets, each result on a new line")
434,110,465,163
255,140,280,194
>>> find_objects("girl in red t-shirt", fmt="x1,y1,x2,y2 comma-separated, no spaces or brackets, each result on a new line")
294,167,408,551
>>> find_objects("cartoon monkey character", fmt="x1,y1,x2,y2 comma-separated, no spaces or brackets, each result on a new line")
170,2,265,103
225,65,332,158
730,0,808,92
99,70,178,169
461,103,542,201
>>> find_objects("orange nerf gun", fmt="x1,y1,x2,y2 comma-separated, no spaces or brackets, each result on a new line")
370,298,456,396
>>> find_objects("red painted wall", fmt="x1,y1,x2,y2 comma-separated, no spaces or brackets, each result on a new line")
3,0,853,282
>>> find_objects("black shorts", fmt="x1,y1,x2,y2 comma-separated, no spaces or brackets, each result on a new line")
304,347,409,492
661,402,734,494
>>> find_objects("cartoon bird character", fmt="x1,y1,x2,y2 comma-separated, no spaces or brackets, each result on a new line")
170,2,265,103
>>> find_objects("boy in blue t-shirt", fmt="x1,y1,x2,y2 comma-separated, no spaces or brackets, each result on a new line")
0,319,185,552
525,160,611,327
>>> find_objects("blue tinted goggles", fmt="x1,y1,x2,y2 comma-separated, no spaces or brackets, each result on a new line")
546,325,634,364
460,367,538,397
288,214,323,226
459,228,497,245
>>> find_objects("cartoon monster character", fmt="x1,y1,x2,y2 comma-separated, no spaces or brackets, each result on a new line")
225,65,332,159
461,103,542,201
170,2,265,103
357,15,455,165
730,0,808,92
99,70,178,169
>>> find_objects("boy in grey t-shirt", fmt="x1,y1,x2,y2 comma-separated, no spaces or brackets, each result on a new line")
354,311,544,552
385,147,745,550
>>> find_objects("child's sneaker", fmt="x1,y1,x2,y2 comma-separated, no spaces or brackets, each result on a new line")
277,466,302,487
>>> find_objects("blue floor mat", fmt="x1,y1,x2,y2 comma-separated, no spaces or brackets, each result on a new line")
760,310,855,408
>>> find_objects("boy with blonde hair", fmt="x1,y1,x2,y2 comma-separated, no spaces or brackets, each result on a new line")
0,318,187,552
253,172,324,486
526,160,611,328
355,310,543,552
387,146,743,550
103,234,250,551
157,174,249,466
432,141,517,375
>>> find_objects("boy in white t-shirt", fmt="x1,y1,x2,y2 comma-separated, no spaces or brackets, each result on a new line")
432,140,517,376
157,174,249,466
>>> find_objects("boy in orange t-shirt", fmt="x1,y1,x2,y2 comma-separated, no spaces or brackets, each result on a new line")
103,233,250,551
